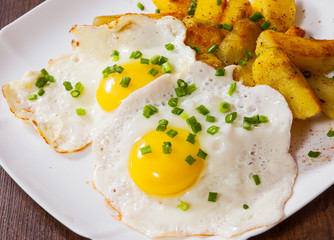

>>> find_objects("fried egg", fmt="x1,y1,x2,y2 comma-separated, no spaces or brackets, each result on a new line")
92,61,297,238
2,15,195,153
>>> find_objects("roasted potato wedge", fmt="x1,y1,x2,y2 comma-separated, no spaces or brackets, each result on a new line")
252,0,295,32
308,75,334,119
216,19,262,65
252,47,321,119
194,0,226,24
152,0,192,15
93,12,185,26
219,0,252,38
197,53,224,69
183,17,222,54
233,58,256,87
256,30,334,75
285,25,306,38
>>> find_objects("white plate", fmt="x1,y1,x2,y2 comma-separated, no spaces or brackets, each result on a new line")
0,0,333,239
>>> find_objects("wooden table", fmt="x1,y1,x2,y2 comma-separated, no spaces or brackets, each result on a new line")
0,0,333,239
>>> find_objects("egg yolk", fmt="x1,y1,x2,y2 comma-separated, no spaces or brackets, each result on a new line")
129,128,204,197
96,61,162,111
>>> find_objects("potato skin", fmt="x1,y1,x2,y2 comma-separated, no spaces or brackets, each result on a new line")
217,19,262,65
285,25,306,38
256,30,334,75
233,58,256,87
194,0,226,24
252,47,321,119
308,75,334,119
197,53,224,69
252,0,296,32
152,0,192,15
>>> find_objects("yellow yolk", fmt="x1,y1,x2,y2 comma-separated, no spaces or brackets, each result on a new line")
96,61,162,111
129,128,204,197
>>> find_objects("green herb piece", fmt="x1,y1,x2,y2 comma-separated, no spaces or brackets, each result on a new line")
156,119,169,132
180,112,189,119
261,21,271,30
171,107,184,115
76,108,86,116
75,82,84,93
252,174,261,185
192,46,200,53
63,81,73,91
116,66,124,74
225,112,237,123
208,192,218,202
221,24,233,31
219,102,230,113
148,68,159,76
215,67,225,76
245,50,253,59
37,88,45,96
155,9,160,13
162,142,172,154
27,94,38,101
207,125,220,135
110,50,119,61
208,44,218,53
70,90,81,98
197,149,207,160
165,43,175,51
190,1,197,7
157,56,168,65
119,76,131,88
186,83,197,94
168,97,179,107
217,0,222,5
177,79,188,88
129,50,142,59
196,105,210,115
243,204,249,209
249,12,264,22
185,155,197,165
178,201,189,211
175,87,187,97
137,2,145,11
143,104,159,118
166,129,178,138
140,58,149,64
187,7,195,15
150,55,160,65
35,76,47,88
161,62,172,73
327,130,334,137
140,145,152,155
206,115,216,123
186,116,202,134
227,82,237,96
308,151,320,158
238,59,247,66
186,133,196,144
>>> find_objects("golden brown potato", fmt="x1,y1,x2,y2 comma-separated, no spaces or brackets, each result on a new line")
152,0,192,15
308,75,334,119
233,58,256,87
196,53,224,69
285,25,306,38
194,0,226,24
93,12,185,26
219,0,252,38
183,17,222,54
252,0,295,32
256,30,334,75
216,19,262,65
252,47,321,119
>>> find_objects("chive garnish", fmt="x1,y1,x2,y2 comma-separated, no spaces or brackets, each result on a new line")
243,204,249,209
327,130,334,137
155,8,160,13
196,105,210,115
186,83,197,94
249,12,264,22
252,174,261,185
143,104,158,118
225,112,237,123
129,51,142,59
140,145,152,155
166,129,178,138
156,119,169,132
162,142,172,154
206,115,216,123
178,201,189,211
181,112,189,119
63,81,73,91
308,151,320,158
261,21,271,30
102,65,116,78
192,46,200,53
119,76,131,88
227,82,236,96
187,8,195,16
216,0,222,5
70,90,81,98
165,43,175,51
215,67,225,76
28,94,38,101
177,79,188,88
168,97,179,107
148,68,159,76
208,44,218,53
116,66,124,74
197,149,207,160
137,2,145,11
75,82,84,93
186,116,202,134
37,88,45,96
185,155,197,165
219,102,230,113
161,62,172,73
157,56,168,66
76,108,86,116
150,55,160,65
175,87,187,97
171,107,184,115
140,58,149,64
207,125,220,135
221,24,233,31
186,133,196,144
238,59,247,66
208,192,218,202
35,76,48,88
245,50,253,60
110,50,119,61
190,1,197,8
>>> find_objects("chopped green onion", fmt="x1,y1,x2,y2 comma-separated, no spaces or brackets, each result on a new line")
70,90,81,98
309,36,315,39
161,62,172,73
140,58,149,64
116,66,124,74
185,155,197,165
162,142,172,154
119,76,131,88
186,116,202,134
243,122,252,131
140,145,152,155
171,107,184,115
252,174,261,185
158,56,169,66
110,50,119,61
217,24,224,29
219,102,230,113
156,119,169,132
168,97,179,107
227,82,236,96
165,43,175,51
63,81,73,91
327,130,334,137
243,204,249,209
178,201,189,211
37,88,45,96
208,192,218,202
245,50,253,60
41,68,48,76
196,105,210,115
186,133,196,144
238,59,247,66
225,112,237,123
261,21,271,30
208,44,218,54
217,0,222,5
148,68,159,77
215,67,225,76
197,149,207,160
102,65,116,78
190,1,197,8
45,74,55,83
187,7,195,16
75,82,84,93
76,108,86,116
207,125,220,135
186,83,197,94
259,115,269,123
166,129,178,138
27,94,38,101
192,46,200,53
302,71,312,79
35,77,47,88
249,12,264,22
181,112,189,119
244,115,260,124
155,8,160,13
143,104,159,118
150,55,160,65
177,79,188,88
137,2,145,11
308,151,320,158
175,87,187,97
221,24,233,31
206,115,216,123
129,50,142,59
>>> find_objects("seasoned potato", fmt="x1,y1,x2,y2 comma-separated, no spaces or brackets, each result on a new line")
252,0,295,32
219,0,252,38
256,30,334,75
308,75,334,119
233,58,256,87
197,53,224,69
216,19,262,65
93,12,185,26
194,0,226,24
252,47,321,119
152,0,192,15
183,17,222,54
285,25,306,38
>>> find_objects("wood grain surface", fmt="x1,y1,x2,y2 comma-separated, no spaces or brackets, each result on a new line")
0,0,333,240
